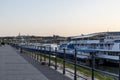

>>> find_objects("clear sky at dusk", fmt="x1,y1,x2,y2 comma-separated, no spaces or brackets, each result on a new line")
0,0,120,36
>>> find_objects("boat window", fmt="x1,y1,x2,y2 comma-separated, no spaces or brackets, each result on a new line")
114,40,120,43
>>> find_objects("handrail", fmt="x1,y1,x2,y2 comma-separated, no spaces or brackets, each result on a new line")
10,43,119,80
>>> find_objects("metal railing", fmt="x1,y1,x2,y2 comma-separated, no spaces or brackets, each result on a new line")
10,43,120,80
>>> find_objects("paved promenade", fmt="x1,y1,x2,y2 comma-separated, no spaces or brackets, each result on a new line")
0,45,71,80
0,45,49,80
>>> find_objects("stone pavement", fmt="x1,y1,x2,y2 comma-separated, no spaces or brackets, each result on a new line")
19,48,71,80
0,45,49,80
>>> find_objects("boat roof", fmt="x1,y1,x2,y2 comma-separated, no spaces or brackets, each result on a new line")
77,55,88,59
71,32,106,39
96,54,119,61
72,34,95,39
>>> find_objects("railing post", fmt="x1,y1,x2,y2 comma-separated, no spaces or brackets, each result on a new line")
34,52,35,59
36,47,38,61
40,46,42,62
20,47,22,53
32,52,35,59
32,52,33,58
31,52,33,58
119,54,120,80
74,49,77,80
44,46,46,61
63,48,66,74
30,52,32,57
38,46,40,62
34,52,36,60
36,52,37,61
37,53,39,61
55,47,57,70
33,52,35,59
91,52,95,80
48,47,51,66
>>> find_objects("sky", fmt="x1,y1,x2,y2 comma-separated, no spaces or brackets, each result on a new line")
0,0,120,37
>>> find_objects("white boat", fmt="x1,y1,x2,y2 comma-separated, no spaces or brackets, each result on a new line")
60,32,120,63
